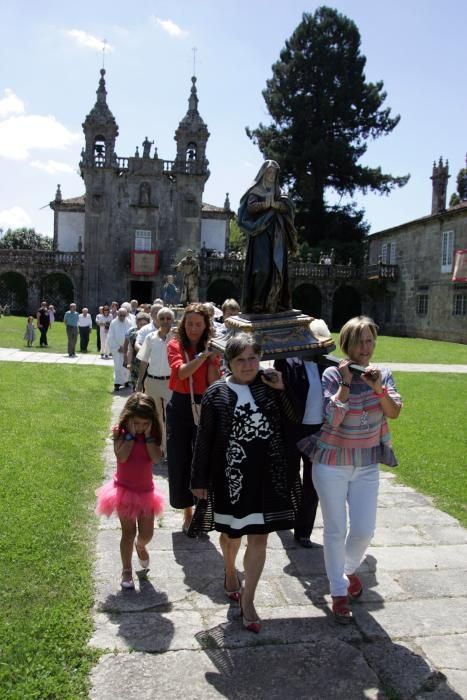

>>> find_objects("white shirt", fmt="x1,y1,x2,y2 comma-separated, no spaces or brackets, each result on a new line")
303,361,323,425
136,322,157,346
78,313,93,328
108,317,132,352
137,331,172,376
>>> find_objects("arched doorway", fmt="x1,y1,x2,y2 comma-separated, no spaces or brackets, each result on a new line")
332,285,361,330
41,273,74,319
207,279,241,307
0,271,28,313
292,283,322,317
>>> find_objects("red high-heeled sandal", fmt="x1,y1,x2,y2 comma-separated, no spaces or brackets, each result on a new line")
239,592,261,633
224,571,241,602
331,596,352,624
347,573,363,599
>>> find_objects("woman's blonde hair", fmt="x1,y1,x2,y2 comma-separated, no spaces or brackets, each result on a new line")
339,316,378,358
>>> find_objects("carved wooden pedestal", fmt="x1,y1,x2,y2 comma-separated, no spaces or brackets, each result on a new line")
210,309,335,360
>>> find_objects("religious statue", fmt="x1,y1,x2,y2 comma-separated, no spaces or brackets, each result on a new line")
175,250,199,304
162,274,179,306
142,137,154,159
238,160,298,314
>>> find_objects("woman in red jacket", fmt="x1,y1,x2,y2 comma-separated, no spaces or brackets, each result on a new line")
166,304,221,532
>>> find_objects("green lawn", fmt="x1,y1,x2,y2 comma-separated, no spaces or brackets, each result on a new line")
330,333,467,364
0,315,101,355
0,364,112,698
388,372,467,527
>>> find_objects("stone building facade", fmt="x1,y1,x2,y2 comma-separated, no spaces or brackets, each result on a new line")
49,69,231,309
367,158,467,343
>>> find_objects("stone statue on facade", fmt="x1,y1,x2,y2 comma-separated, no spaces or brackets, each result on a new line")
142,137,153,159
237,159,297,314
175,250,199,304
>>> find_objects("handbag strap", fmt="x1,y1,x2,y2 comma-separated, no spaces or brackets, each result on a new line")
184,351,196,404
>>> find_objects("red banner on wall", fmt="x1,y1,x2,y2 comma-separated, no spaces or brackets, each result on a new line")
452,249,467,282
131,251,159,276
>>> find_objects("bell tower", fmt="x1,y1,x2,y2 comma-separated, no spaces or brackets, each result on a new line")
174,76,210,178
80,69,118,170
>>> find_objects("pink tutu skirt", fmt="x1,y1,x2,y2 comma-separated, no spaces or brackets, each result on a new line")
95,480,165,520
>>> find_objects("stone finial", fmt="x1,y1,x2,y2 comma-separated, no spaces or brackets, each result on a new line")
55,184,62,203
135,146,140,158
224,192,231,210
431,156,450,214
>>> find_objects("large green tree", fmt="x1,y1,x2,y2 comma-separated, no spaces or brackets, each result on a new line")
0,227,53,250
246,6,409,256
449,166,467,207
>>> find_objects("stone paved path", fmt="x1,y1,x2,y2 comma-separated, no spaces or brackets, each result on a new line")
4,347,467,697
88,390,467,700
1,346,467,373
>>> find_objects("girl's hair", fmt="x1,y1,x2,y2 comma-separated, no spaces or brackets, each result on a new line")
176,303,213,352
339,316,378,357
116,392,162,444
224,332,262,370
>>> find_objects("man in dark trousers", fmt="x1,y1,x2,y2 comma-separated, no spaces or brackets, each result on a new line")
275,345,327,546
36,300,50,347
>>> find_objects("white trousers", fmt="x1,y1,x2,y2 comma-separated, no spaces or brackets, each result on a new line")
144,376,172,453
113,351,129,385
312,462,379,597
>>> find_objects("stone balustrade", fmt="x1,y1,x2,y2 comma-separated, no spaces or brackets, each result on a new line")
0,249,84,267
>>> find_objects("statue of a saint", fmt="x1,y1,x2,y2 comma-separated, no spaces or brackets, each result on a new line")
238,160,297,314
142,137,153,159
175,250,199,304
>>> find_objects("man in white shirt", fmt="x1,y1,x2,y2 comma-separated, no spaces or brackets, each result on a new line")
108,308,133,390
134,302,163,353
136,307,174,453
78,307,93,353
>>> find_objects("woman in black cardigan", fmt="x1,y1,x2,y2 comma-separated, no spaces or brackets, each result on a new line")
190,333,301,633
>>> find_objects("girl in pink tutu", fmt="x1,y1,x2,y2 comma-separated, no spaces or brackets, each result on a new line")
96,393,165,589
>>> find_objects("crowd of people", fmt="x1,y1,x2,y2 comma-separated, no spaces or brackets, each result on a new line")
92,302,402,632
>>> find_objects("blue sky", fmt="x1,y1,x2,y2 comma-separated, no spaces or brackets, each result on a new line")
1,0,466,238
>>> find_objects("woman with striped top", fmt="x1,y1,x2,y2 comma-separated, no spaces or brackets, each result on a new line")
298,316,402,624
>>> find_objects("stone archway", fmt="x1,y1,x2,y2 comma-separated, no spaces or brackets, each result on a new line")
207,278,241,307
41,273,74,319
332,285,361,331
0,271,28,313
292,283,322,317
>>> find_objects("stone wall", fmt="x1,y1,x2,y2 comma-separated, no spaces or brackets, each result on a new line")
368,206,467,343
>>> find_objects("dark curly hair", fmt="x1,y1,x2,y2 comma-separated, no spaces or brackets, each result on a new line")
115,392,162,445
175,303,214,353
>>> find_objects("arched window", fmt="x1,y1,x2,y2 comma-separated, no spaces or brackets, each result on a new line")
186,142,197,161
93,136,106,166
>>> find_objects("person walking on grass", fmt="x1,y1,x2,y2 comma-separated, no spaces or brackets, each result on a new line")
95,393,165,589
24,316,36,347
64,303,79,357
298,316,402,624
78,307,93,353
36,300,50,347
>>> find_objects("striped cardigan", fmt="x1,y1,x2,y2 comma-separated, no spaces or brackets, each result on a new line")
298,366,402,467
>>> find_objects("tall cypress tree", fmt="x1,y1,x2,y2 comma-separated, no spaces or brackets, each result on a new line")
246,6,409,257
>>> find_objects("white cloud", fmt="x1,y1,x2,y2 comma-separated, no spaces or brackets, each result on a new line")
30,159,76,175
0,206,32,230
0,114,80,160
0,88,25,119
65,29,114,52
151,17,188,39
